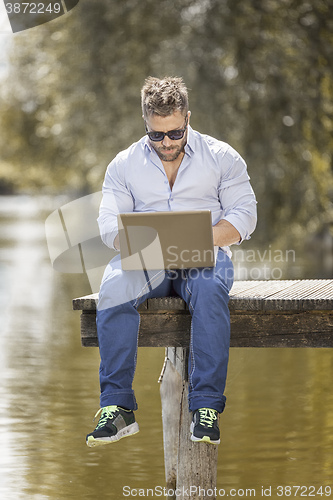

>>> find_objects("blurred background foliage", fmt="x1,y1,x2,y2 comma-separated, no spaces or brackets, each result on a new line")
0,0,332,265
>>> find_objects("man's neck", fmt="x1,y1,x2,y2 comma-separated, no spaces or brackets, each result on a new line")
162,152,185,190
161,151,185,172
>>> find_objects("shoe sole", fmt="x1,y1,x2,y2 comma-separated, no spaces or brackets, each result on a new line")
190,422,220,445
86,422,140,447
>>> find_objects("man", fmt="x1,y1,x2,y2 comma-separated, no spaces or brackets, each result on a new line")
86,76,257,447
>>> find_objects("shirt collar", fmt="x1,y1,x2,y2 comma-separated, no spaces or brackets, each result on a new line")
144,124,196,155
185,125,195,155
144,135,152,152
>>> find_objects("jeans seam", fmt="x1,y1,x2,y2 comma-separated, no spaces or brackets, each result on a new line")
133,270,165,306
184,274,195,392
189,392,225,398
131,314,140,389
101,390,135,395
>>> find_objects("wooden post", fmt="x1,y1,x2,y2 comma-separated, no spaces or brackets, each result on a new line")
159,352,183,499
159,347,219,500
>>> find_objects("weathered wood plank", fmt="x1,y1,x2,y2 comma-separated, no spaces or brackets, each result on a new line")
73,280,333,312
79,309,333,348
228,280,333,311
229,279,301,298
148,296,187,311
230,312,333,347
74,280,333,348
80,310,191,347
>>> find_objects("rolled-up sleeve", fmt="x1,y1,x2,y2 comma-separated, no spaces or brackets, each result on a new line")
97,155,134,250
218,147,257,243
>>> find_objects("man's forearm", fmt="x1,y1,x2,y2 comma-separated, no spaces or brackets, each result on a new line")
114,219,240,251
212,219,241,247
113,234,120,251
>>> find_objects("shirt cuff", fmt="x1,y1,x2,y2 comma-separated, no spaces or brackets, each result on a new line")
97,218,119,251
222,213,255,244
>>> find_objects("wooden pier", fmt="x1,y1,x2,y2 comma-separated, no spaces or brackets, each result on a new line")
73,279,333,500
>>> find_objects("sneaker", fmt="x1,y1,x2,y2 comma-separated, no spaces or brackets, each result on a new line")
86,405,139,447
190,408,220,444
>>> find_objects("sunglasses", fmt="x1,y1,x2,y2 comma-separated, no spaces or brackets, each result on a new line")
145,116,188,142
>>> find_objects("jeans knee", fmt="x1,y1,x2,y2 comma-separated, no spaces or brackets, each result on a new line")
98,274,137,310
188,275,230,308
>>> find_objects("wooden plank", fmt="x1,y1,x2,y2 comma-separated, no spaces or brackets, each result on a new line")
268,279,333,299
73,293,98,311
139,313,191,347
229,280,301,311
229,279,301,298
147,296,187,311
262,280,332,304
230,311,333,347
229,280,333,311
73,280,333,313
79,309,333,348
80,310,191,348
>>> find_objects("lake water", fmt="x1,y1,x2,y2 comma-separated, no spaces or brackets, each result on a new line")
0,195,332,499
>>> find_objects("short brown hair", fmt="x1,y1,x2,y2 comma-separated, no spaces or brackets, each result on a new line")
141,76,189,119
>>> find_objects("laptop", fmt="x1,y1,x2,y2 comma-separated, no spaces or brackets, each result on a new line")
117,210,215,270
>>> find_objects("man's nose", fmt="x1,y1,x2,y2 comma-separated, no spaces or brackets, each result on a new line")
162,135,173,147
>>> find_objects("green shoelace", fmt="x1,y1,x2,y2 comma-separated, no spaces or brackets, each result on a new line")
198,408,218,428
93,405,118,429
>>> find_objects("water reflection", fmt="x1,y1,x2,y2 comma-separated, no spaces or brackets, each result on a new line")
224,348,333,491
0,195,332,499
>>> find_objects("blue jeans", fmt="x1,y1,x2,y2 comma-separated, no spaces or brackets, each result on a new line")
96,249,234,413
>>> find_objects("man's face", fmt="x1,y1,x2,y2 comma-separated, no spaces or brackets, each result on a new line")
145,111,189,163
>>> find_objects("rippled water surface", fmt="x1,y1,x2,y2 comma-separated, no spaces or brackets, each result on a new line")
1,195,332,499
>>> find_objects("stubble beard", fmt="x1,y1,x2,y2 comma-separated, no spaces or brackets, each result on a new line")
150,135,187,162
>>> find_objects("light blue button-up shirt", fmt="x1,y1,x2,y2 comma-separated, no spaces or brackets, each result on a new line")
98,125,257,256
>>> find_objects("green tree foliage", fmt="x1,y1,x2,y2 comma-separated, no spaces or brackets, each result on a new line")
0,0,332,249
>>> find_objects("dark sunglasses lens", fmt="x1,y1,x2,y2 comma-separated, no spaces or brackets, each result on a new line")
168,130,184,140
149,132,165,142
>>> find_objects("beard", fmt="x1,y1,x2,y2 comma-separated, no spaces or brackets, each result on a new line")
150,134,187,162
